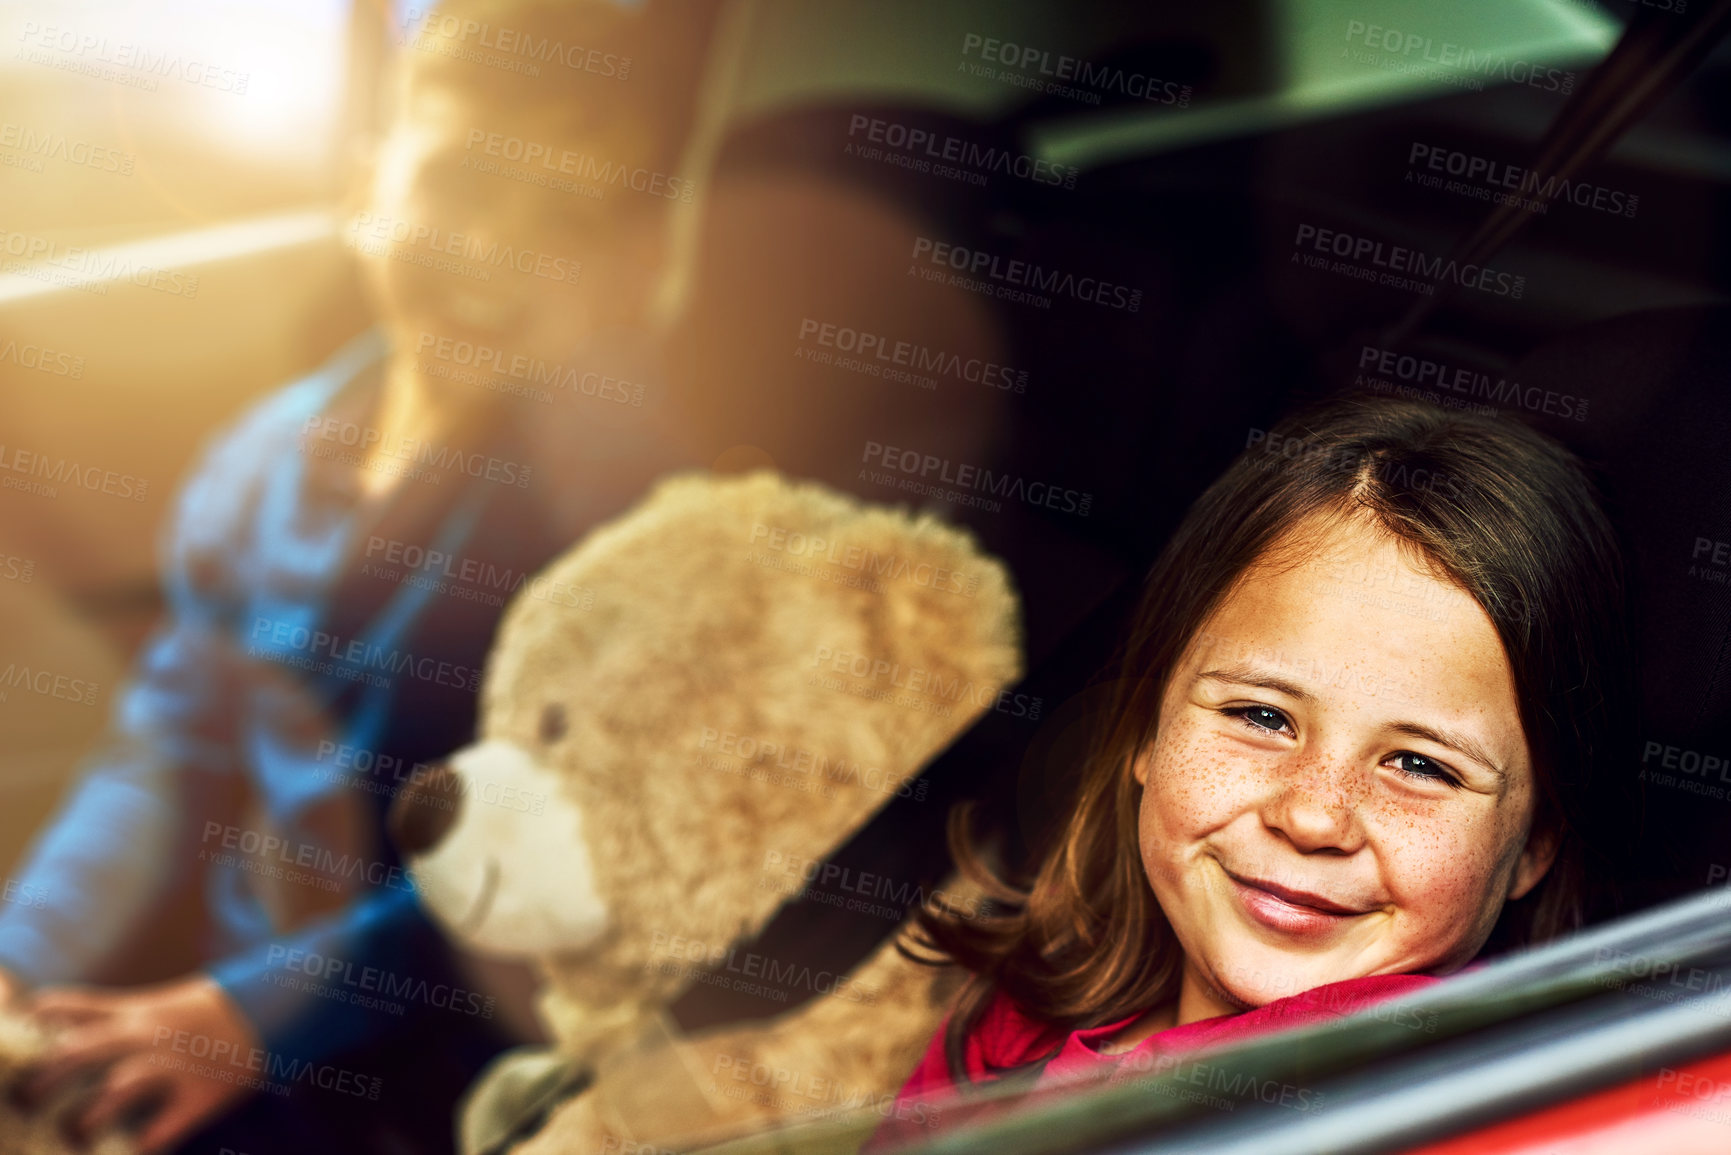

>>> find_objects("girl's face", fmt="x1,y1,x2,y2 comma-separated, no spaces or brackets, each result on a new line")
1134,512,1557,1020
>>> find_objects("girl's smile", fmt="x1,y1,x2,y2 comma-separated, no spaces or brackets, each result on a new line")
1219,860,1375,935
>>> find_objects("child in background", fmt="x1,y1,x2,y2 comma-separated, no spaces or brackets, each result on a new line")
873,395,1633,1145
0,3,720,1152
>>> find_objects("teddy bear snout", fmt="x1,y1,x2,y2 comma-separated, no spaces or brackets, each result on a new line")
388,763,464,855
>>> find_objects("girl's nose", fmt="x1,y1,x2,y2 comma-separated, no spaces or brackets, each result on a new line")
1260,765,1365,855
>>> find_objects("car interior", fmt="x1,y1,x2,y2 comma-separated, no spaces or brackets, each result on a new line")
4,0,1731,1151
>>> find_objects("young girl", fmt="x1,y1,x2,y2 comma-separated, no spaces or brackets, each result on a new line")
873,394,1633,1144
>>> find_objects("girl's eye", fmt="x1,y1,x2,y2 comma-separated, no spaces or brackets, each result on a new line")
1389,751,1461,789
1222,705,1293,736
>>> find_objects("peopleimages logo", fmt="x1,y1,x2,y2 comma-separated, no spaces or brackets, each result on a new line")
909,236,1142,312
648,932,879,1005
0,443,149,501
346,213,582,284
15,21,251,94
698,726,932,801
0,228,198,298
762,851,982,919
301,416,535,488
1406,143,1638,219
264,945,497,1019
1355,345,1587,421
462,129,695,203
749,522,981,596
362,535,595,610
1294,223,1525,299
247,616,483,693
709,1053,942,1130
1343,20,1575,94
0,121,133,176
796,318,1028,394
860,440,1092,518
416,332,643,406
808,644,1043,721
399,8,631,78
0,663,98,705
0,338,84,379
199,821,415,895
959,33,1192,107
149,1028,381,1101
845,114,1078,189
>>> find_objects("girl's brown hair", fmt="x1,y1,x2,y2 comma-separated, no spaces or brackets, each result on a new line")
913,395,1634,1082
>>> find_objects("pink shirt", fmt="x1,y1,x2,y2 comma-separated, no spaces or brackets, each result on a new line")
867,972,1440,1150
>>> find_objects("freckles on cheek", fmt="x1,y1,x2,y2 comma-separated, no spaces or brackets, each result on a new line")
1381,808,1507,923
1405,854,1478,921
1146,726,1243,840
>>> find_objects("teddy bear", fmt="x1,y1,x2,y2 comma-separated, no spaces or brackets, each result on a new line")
391,469,1023,1154
0,1012,132,1155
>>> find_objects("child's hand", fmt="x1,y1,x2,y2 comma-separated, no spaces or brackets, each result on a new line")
18,974,261,1154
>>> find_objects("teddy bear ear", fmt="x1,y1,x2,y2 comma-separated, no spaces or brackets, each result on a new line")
628,468,1027,786
709,467,1017,775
